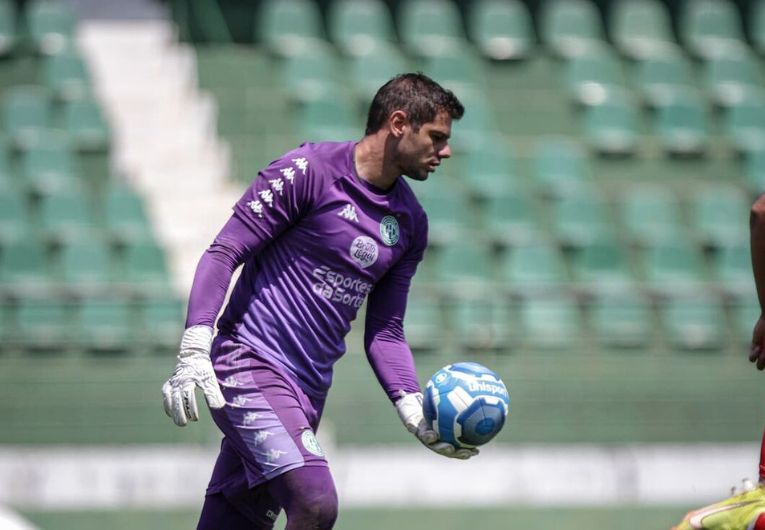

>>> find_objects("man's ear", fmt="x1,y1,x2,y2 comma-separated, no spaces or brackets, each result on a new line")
389,110,408,138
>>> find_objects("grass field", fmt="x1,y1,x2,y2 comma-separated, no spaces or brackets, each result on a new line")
23,506,688,530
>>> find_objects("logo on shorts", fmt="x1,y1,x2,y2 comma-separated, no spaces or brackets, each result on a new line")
301,429,324,457
380,215,399,246
350,236,378,268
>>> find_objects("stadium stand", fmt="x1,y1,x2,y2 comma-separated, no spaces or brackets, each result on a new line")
0,0,184,363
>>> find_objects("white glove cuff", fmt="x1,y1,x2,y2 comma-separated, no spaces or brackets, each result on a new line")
179,325,214,357
394,392,424,431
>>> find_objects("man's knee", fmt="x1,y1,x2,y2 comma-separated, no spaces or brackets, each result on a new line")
290,487,338,529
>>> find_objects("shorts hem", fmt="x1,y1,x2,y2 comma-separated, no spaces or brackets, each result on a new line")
246,459,329,490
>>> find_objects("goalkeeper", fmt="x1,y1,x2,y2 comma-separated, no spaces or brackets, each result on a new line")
161,73,476,530
671,193,765,529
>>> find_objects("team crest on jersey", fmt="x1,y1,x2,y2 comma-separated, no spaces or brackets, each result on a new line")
301,429,324,457
380,215,400,246
350,236,378,268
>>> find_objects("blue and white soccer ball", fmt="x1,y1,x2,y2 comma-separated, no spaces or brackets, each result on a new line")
423,362,510,450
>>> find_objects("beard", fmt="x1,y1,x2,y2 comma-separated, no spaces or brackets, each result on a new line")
401,162,430,181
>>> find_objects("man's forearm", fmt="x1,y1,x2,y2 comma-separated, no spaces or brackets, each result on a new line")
751,193,765,314
185,214,262,328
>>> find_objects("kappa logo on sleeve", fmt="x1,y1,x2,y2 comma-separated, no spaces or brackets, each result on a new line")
246,156,309,220
246,200,264,218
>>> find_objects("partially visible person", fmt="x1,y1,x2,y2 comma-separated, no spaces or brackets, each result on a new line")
671,194,765,529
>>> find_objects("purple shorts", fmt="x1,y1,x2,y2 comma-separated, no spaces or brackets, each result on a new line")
206,336,328,497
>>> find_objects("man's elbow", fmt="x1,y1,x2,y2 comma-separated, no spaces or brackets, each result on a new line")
751,193,765,229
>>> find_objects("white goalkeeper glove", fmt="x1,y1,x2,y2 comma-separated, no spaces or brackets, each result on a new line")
395,391,479,460
162,325,226,426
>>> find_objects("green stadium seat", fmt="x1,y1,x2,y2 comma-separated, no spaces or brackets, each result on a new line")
348,42,408,106
58,239,114,296
622,184,685,246
327,0,396,56
730,294,760,343
431,240,495,291
660,294,726,351
62,98,110,153
417,185,473,245
448,94,498,153
565,46,628,107
481,188,539,247
0,187,29,244
654,94,709,157
27,0,76,55
690,184,749,248
2,86,51,150
451,296,514,352
753,0,765,57
725,92,765,154
120,239,171,294
569,237,635,294
14,297,75,351
37,189,98,244
403,293,443,353
0,0,18,57
21,132,80,195
642,239,708,296
583,94,640,157
588,288,654,349
0,135,15,187
43,47,90,102
531,137,588,198
281,43,344,104
298,95,359,143
140,296,185,352
609,0,675,60
397,0,466,58
499,241,569,295
539,0,604,59
704,49,764,108
0,299,12,349
0,236,53,297
256,0,324,57
104,183,153,245
679,0,745,60
76,297,136,353
519,293,582,349
461,141,519,198
423,46,487,96
635,48,697,109
746,148,765,193
712,242,754,299
467,0,535,61
552,190,614,249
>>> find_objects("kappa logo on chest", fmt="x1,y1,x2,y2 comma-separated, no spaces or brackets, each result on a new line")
337,203,359,222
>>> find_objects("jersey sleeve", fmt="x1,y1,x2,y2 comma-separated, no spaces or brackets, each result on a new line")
364,209,429,402
185,144,322,329
232,145,321,246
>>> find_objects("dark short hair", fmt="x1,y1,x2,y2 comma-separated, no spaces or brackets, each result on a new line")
365,72,465,135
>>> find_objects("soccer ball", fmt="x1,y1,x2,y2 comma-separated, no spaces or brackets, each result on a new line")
423,362,510,449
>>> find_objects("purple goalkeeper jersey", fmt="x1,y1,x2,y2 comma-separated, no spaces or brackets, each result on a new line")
198,141,427,400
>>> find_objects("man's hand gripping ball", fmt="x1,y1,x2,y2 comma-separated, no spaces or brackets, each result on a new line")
395,391,479,460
